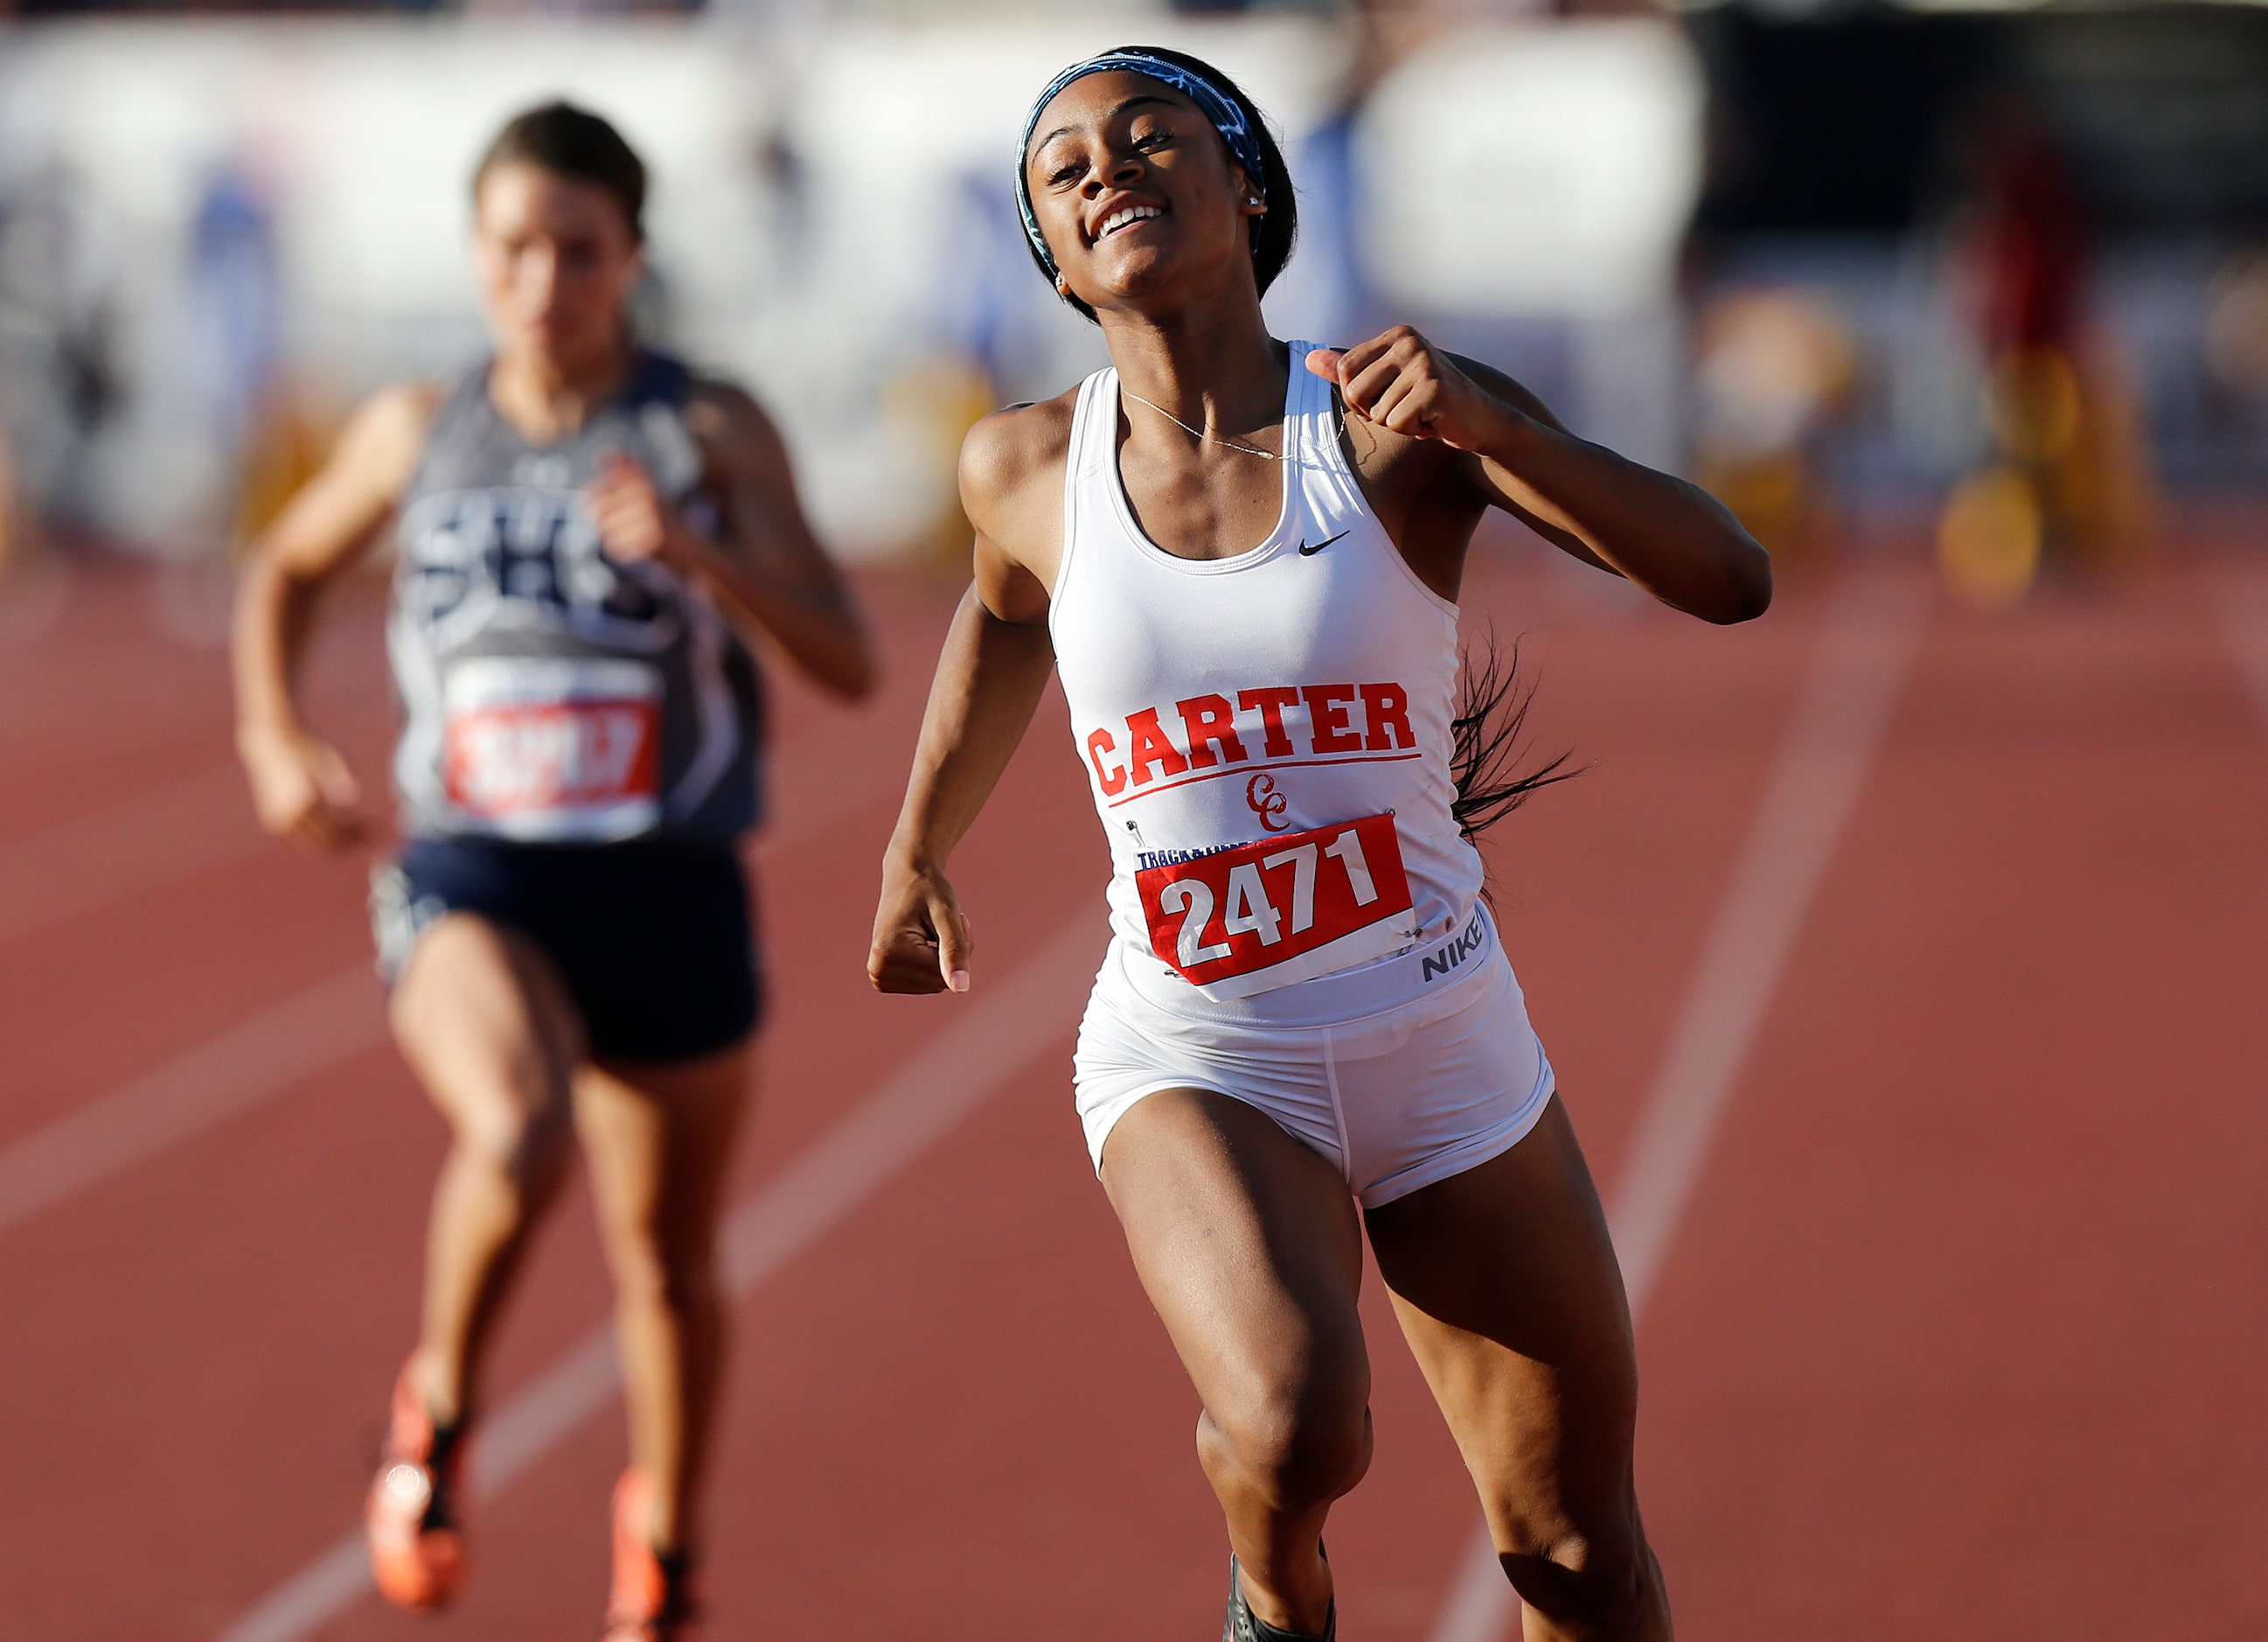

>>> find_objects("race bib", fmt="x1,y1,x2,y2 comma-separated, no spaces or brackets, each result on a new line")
1137,813,1417,998
442,657,662,840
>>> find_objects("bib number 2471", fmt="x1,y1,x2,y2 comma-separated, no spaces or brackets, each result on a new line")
1136,813,1414,991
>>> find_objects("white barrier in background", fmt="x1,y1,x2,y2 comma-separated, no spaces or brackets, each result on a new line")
1360,23,1703,470
0,16,1695,558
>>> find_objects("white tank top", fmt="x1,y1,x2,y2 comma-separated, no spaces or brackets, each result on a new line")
1051,341,1496,1027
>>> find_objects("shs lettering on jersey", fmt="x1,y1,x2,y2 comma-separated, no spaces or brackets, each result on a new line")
399,485,684,648
401,487,685,842
1136,813,1419,999
1085,681,1417,803
386,354,762,848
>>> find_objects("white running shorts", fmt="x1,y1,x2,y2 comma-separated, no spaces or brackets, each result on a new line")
1073,939,1555,1209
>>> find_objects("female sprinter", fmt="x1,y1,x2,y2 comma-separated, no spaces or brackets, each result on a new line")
868,49,1768,1642
234,103,872,1639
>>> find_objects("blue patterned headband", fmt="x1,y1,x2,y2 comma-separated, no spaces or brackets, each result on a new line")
1014,48,1269,285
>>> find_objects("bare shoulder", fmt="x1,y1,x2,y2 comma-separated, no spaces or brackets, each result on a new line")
958,390,1075,530
685,374,774,436
1332,386,1460,494
254,380,439,573
330,380,442,498
961,387,1078,619
360,379,445,428
683,375,790,467
1335,347,1570,504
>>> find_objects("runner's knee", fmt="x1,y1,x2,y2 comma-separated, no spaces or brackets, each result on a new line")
604,1219,722,1318
1201,1381,1372,1512
453,1088,573,1189
1495,1506,1657,1638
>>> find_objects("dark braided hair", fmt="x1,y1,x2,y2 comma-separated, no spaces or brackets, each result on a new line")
1450,633,1580,844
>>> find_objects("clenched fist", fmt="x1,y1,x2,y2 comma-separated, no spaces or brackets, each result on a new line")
237,721,368,852
867,854,974,995
586,450,696,570
1304,325,1515,452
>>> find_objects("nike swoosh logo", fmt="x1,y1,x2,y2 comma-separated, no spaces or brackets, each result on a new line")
1297,531,1348,557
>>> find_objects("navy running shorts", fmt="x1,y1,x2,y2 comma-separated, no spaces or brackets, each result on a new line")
372,836,763,1063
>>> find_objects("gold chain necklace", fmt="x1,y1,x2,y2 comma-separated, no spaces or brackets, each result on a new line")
1121,388,1280,462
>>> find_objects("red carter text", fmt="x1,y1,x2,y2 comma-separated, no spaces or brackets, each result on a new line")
1085,682,1416,801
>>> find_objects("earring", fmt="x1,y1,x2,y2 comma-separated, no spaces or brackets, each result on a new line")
1054,274,1069,296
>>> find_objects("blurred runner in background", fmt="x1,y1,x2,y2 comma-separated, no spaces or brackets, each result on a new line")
870,46,1766,1642
231,101,872,1642
1939,97,2155,608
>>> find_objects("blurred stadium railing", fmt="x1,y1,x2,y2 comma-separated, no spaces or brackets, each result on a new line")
0,0,2260,581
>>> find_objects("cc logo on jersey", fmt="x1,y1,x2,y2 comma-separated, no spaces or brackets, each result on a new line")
1246,772,1291,832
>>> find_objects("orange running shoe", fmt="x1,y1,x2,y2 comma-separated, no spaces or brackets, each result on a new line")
603,1468,696,1641
365,1360,468,1613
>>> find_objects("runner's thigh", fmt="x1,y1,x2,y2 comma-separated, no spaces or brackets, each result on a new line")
574,1043,755,1266
1101,1089,1369,1446
1363,1096,1640,1557
391,913,583,1156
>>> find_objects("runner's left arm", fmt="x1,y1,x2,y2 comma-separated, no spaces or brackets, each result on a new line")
586,384,876,699
867,399,1067,996
233,382,437,851
1306,330,1771,625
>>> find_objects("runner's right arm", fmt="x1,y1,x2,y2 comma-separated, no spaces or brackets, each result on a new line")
232,385,435,851
867,403,1066,996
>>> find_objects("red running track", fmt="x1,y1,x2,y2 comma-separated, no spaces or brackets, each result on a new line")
0,532,2262,1640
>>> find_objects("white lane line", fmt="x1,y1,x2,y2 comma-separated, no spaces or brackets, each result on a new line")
2209,567,2268,733
0,971,386,1237
214,913,1104,1642
0,734,915,1237
1430,1528,1526,1642
0,762,262,947
1425,567,1931,1642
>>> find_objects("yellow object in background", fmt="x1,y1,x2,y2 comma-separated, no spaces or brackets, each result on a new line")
233,385,335,557
1693,287,1856,568
1703,449,1812,562
1938,464,2042,610
1985,349,2081,465
1953,344,2156,599
880,352,998,573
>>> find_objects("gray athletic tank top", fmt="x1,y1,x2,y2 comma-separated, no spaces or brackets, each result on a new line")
386,352,763,845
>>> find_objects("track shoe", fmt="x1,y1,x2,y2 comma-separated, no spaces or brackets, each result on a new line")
365,1360,467,1613
1224,1554,1336,1642
603,1468,696,1641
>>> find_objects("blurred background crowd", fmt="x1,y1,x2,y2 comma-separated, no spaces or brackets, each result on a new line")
0,0,2262,608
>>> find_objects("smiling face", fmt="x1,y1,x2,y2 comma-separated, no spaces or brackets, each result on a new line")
1024,70,1267,318
471,161,643,374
